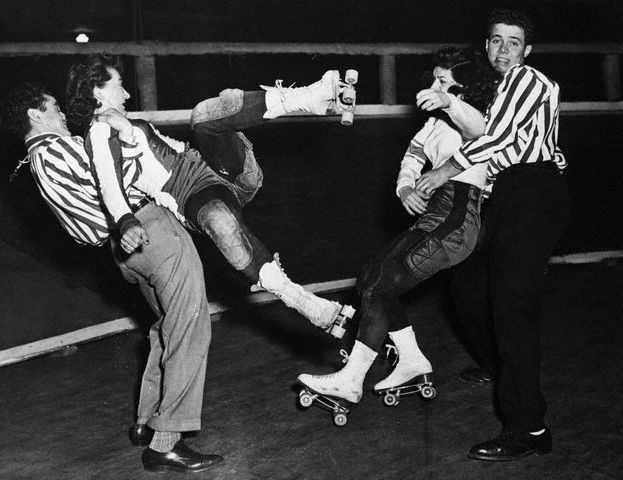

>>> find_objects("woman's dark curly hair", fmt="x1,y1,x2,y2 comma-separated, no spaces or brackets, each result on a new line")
432,47,501,114
65,54,124,132
1,82,51,139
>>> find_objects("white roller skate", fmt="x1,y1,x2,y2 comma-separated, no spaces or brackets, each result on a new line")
262,69,358,125
374,327,436,406
256,254,355,338
297,341,377,426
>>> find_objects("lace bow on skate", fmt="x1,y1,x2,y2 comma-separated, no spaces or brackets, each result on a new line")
384,343,399,366
339,349,349,364
272,79,297,98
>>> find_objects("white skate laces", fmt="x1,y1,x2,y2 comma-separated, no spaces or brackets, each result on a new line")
384,343,398,366
262,71,337,118
297,341,377,404
374,334,433,392
256,253,354,338
262,70,357,125
339,349,350,364
297,369,363,403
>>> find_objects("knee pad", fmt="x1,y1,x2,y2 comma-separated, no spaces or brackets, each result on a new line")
196,199,253,271
191,88,244,128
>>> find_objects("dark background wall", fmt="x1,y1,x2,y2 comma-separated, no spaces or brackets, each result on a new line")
0,0,622,349
1,0,622,43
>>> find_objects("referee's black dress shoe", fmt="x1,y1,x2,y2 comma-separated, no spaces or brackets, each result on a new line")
458,366,493,385
468,428,552,461
129,423,153,447
142,440,225,473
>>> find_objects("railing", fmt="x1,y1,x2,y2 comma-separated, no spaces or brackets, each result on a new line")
0,41,621,110
2,41,622,367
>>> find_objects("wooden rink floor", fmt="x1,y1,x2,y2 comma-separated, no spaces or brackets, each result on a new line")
1,263,622,480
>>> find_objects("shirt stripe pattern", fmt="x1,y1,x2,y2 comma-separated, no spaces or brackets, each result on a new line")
27,132,145,246
27,133,110,246
453,64,567,190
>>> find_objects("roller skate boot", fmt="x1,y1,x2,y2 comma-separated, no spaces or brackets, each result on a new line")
373,327,436,406
262,69,358,125
256,254,354,338
375,372,436,407
297,341,377,426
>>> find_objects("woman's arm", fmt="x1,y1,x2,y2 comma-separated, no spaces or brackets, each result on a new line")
442,93,486,139
396,118,435,197
88,122,135,227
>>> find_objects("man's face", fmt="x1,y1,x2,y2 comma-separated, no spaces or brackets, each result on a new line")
36,94,70,136
94,67,130,114
486,23,532,74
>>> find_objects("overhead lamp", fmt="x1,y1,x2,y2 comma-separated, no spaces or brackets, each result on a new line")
75,33,90,43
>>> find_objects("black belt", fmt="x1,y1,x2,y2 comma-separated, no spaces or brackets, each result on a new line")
131,197,153,213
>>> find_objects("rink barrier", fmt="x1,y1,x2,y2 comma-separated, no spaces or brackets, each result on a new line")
0,41,621,108
2,251,623,367
0,278,355,367
127,101,623,127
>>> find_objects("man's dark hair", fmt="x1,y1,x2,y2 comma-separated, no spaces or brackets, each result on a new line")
487,8,534,45
65,54,124,132
1,83,51,139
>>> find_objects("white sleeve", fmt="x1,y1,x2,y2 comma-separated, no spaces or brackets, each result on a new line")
89,122,133,222
442,93,486,140
396,118,434,196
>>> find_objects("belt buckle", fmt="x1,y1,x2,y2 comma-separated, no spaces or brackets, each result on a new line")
133,197,151,213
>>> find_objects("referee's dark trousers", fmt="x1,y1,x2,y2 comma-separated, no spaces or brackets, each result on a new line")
451,161,570,433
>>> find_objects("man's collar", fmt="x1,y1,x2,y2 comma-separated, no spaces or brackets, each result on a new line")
25,131,82,151
504,63,527,77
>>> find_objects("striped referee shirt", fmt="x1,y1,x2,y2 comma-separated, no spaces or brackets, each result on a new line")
27,132,142,246
453,64,567,189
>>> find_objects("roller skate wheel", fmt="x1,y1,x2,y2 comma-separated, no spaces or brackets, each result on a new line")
341,111,354,126
341,305,356,319
329,324,346,339
383,393,399,407
341,86,356,105
345,69,358,84
333,413,348,427
421,386,437,400
299,392,314,408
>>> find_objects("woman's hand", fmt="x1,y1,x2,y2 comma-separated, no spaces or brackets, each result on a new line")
416,88,451,111
399,187,429,216
96,108,135,143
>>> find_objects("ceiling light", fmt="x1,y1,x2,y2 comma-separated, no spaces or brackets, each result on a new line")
75,33,89,43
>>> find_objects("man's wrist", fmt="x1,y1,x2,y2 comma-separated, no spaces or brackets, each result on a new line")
446,157,465,175
117,213,140,236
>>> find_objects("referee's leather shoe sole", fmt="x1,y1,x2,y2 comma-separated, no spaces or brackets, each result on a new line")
142,440,225,473
468,428,552,461
129,423,153,447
